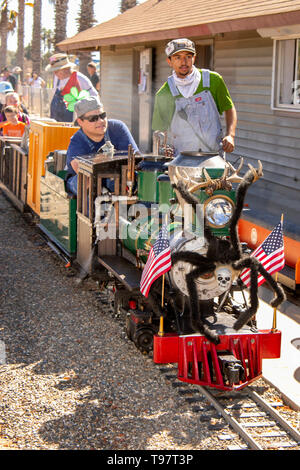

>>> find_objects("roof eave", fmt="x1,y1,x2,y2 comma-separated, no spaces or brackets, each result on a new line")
57,10,300,52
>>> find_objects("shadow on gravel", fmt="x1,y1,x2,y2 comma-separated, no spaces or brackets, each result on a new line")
0,194,215,450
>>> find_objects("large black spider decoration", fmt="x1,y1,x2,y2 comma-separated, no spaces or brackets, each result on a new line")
171,161,286,344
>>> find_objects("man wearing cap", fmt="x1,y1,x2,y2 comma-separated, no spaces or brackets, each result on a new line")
152,38,237,155
46,53,98,122
65,96,139,195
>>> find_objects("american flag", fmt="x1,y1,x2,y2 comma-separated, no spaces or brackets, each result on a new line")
240,222,285,287
140,225,172,298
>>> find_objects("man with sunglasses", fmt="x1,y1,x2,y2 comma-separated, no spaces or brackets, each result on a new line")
65,96,139,195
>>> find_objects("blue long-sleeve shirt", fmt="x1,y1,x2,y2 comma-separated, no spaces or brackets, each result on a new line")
66,119,139,176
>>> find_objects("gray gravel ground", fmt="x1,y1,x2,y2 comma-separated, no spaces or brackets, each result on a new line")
0,191,232,451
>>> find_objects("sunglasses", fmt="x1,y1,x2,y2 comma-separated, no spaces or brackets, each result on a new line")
81,112,107,122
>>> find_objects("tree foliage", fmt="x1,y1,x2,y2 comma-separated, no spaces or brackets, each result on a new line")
120,0,137,13
53,0,69,50
0,0,18,68
76,0,95,73
2,0,141,74
31,0,41,73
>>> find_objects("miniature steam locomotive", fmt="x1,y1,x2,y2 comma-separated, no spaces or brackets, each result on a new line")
0,131,284,391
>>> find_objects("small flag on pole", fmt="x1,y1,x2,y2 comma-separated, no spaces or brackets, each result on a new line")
240,221,285,287
140,225,172,298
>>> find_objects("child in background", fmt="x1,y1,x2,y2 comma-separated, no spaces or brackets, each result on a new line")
0,92,29,124
0,106,26,137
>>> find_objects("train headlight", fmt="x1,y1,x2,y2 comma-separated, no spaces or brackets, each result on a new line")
205,195,234,228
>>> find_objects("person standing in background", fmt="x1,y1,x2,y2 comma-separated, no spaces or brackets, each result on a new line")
45,53,98,122
12,66,22,93
23,72,32,86
29,72,46,88
1,67,17,91
87,62,100,92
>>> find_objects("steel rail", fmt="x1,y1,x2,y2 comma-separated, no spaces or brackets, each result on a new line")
197,385,263,450
197,384,300,450
248,388,300,444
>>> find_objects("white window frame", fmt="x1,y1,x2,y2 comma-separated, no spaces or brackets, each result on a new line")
272,38,300,112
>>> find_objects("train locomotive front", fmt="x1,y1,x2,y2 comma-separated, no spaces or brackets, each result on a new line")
89,149,283,391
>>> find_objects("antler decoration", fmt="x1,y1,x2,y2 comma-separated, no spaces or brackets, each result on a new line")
225,157,244,183
172,157,263,197
190,166,232,195
247,160,263,182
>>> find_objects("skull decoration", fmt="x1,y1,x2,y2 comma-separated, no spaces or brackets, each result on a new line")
216,266,232,290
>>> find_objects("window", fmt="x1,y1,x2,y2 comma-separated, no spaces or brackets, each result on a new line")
194,44,213,70
272,39,300,111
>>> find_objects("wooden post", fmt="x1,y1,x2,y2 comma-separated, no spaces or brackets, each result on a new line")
272,213,284,332
158,273,165,337
158,218,169,337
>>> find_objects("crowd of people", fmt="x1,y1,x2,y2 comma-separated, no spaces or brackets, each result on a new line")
0,66,44,90
0,65,31,138
0,56,101,138
0,60,100,91
0,38,236,185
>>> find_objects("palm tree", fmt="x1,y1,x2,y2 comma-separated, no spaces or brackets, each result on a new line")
0,3,9,69
120,0,137,13
41,27,54,54
76,0,95,73
0,0,18,69
41,27,54,70
51,0,69,51
16,0,25,79
31,0,42,73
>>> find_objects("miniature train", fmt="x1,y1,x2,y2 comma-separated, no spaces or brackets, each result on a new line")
0,124,286,391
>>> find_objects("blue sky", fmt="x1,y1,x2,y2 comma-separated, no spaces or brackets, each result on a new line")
8,0,147,51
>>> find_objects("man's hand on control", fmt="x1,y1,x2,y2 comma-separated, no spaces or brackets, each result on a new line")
222,135,235,153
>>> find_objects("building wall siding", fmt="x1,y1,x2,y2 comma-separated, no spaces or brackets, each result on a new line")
215,33,300,238
153,43,171,94
100,48,134,130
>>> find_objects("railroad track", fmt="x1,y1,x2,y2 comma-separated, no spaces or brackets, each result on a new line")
198,385,300,450
159,365,300,450
94,284,300,450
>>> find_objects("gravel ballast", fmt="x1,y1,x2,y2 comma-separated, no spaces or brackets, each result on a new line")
0,191,298,451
